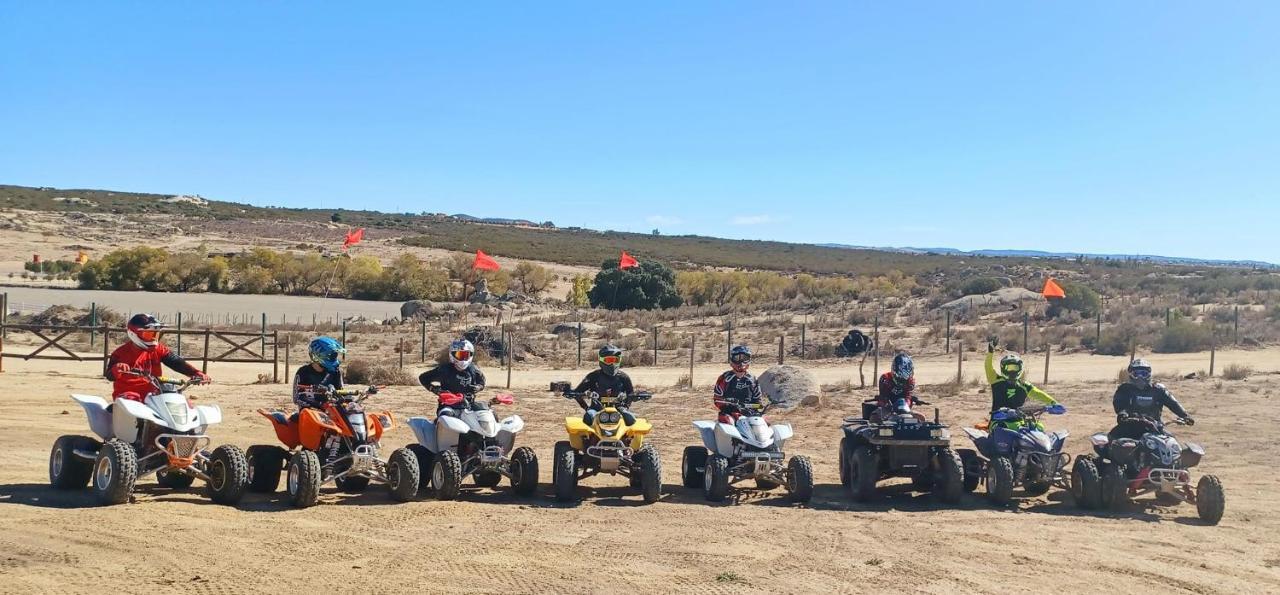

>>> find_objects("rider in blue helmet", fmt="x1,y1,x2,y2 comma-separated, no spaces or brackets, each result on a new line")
292,337,348,410
877,352,919,415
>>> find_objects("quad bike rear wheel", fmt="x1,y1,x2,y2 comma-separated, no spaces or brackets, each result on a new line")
386,447,421,502
957,448,981,493
206,444,248,505
50,435,97,489
1071,455,1102,510
405,444,434,492
509,446,539,497
432,450,464,501
847,445,878,502
635,447,662,503
336,475,370,493
756,478,781,490
703,454,730,502
287,449,322,508
935,449,964,504
93,439,138,506
553,441,578,503
681,446,707,489
1196,475,1225,525
246,445,288,493
787,455,814,503
157,469,195,490
474,470,503,488
985,456,1015,506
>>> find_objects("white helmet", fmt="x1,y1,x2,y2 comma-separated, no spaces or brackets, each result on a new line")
449,339,475,371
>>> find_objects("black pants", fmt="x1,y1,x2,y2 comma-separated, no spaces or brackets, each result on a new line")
1108,420,1155,442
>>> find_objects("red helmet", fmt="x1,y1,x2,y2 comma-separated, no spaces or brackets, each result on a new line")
126,313,165,350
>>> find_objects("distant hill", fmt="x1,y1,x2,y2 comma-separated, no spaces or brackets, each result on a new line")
817,244,1277,270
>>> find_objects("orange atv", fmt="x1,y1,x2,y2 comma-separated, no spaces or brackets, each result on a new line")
247,385,419,507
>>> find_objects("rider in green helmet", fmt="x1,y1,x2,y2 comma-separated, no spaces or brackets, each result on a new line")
985,339,1063,430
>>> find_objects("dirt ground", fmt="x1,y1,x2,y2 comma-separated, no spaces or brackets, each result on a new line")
0,354,1277,595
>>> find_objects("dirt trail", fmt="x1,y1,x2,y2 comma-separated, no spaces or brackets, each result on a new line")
0,355,1277,594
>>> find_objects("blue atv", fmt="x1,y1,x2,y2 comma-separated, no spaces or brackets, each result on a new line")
957,405,1069,505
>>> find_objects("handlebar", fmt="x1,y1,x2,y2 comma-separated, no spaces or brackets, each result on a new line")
125,368,202,391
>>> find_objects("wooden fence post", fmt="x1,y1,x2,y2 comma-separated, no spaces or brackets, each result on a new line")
1209,329,1217,377
0,292,6,340
1043,345,1050,386
341,320,347,360
506,328,513,389
260,313,267,356
577,322,583,367
273,330,280,383
800,323,806,360
399,336,405,369
945,309,951,354
778,335,785,365
90,302,97,347
202,329,211,374
284,336,291,378
652,326,658,367
689,335,696,389
956,341,963,384
101,329,111,375
873,312,880,377
726,319,733,359
1023,312,1029,352
421,320,427,363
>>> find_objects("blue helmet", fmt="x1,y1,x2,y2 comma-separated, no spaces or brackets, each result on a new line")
309,336,346,373
892,353,914,384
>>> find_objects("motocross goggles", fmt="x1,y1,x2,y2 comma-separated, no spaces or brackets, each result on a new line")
135,329,161,342
451,350,473,361
1002,362,1022,375
730,352,751,364
599,354,621,366
1129,367,1152,380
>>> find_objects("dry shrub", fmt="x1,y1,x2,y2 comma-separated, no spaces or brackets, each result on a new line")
345,358,417,385
1222,364,1252,381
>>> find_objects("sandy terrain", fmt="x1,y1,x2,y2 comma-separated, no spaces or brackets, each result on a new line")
0,353,1277,594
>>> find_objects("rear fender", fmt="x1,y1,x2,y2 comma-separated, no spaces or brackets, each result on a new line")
114,398,163,442
1051,430,1069,451
407,417,437,452
628,417,652,435
437,415,470,451
693,421,718,453
714,422,743,456
962,427,988,442
257,409,300,449
72,394,113,440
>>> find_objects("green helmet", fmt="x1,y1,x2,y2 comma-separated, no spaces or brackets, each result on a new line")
999,353,1024,381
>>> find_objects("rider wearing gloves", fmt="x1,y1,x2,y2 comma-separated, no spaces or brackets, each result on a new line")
292,337,350,411
419,339,486,417
573,345,637,425
1108,358,1193,441
985,340,1064,429
105,313,207,402
877,353,919,413
713,345,764,423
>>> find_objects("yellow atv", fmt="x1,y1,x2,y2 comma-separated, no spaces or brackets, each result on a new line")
550,381,661,503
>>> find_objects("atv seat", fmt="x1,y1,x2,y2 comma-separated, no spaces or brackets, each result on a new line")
267,411,291,426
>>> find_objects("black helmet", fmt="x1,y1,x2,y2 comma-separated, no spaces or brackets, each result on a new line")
598,344,622,376
729,344,752,372
1128,358,1153,387
891,353,914,384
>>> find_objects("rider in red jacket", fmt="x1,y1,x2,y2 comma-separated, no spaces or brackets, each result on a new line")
104,314,207,401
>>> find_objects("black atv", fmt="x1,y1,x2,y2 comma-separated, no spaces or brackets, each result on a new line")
839,398,963,503
1072,413,1224,524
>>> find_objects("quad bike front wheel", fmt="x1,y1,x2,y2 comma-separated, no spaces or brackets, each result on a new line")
287,449,322,508
635,447,662,504
386,447,421,502
509,446,539,497
703,454,730,502
246,445,288,493
92,439,138,506
985,456,1015,506
205,444,248,505
838,436,852,487
786,455,814,503
846,445,878,502
552,441,578,503
1071,455,1102,510
1196,475,1225,525
681,446,707,489
50,435,98,490
935,449,964,504
432,450,463,501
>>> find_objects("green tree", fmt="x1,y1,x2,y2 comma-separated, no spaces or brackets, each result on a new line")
567,274,592,307
1046,280,1101,318
512,262,553,296
588,259,682,310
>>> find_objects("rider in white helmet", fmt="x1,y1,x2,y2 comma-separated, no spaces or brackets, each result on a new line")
418,338,487,416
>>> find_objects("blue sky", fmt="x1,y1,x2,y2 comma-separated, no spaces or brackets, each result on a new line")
2,2,1277,262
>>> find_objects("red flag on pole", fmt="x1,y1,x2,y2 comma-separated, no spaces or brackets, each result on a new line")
619,250,638,270
473,250,501,271
1042,277,1066,300
342,228,365,251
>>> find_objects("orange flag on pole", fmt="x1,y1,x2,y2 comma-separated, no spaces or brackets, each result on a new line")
473,250,501,271
619,250,638,270
1042,277,1066,299
342,228,365,251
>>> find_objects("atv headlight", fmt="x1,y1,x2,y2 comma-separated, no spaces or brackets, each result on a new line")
878,428,893,437
597,411,621,425
164,402,189,425
930,429,943,438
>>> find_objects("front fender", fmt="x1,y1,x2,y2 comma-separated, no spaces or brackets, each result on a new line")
195,404,223,427
500,415,525,434
772,423,794,444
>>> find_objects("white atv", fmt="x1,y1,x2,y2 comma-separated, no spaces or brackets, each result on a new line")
406,389,538,500
50,370,247,506
683,400,813,503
